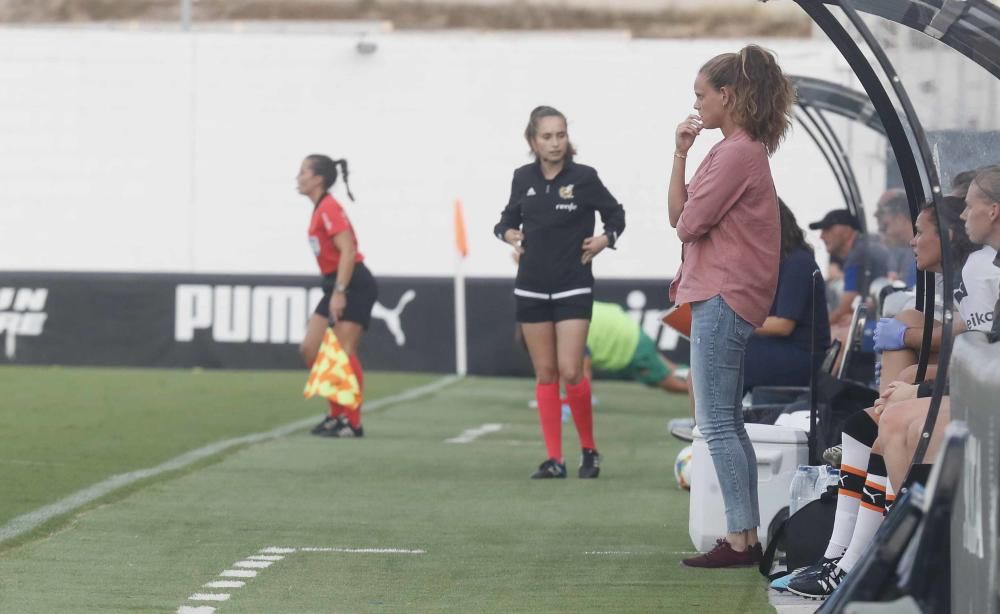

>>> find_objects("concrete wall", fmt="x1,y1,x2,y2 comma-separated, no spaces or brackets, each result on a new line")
0,26,886,278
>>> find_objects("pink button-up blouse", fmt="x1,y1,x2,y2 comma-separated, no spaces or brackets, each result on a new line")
668,129,780,327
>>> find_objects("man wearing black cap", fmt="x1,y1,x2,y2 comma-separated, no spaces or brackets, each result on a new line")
810,209,889,326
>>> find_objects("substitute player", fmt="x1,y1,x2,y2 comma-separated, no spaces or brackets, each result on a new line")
494,105,626,479
586,301,688,394
297,155,378,438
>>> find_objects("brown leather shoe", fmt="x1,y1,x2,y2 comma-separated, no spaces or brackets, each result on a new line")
682,539,759,568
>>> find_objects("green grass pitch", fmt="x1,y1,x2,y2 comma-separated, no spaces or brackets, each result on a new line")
0,366,770,613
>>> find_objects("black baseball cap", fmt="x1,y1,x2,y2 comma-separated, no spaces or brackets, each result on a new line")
809,209,860,231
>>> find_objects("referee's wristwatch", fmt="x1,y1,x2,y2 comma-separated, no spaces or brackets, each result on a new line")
334,283,348,294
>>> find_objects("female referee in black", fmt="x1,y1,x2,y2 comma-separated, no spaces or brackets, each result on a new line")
297,154,378,438
494,106,626,479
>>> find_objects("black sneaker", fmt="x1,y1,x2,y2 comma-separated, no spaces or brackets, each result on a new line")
315,416,364,438
530,458,567,479
772,556,838,592
311,415,340,436
579,448,601,478
787,560,846,600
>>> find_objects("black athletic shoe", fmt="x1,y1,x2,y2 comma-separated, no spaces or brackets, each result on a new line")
579,448,601,478
311,415,340,436
315,416,364,438
530,458,567,479
787,560,846,600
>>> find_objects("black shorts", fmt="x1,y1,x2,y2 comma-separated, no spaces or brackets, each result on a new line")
314,261,378,330
515,291,593,323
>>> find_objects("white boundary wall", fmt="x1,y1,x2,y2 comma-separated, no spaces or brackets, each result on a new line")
0,26,885,277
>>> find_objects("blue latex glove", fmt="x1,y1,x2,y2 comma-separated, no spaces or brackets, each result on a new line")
874,317,907,352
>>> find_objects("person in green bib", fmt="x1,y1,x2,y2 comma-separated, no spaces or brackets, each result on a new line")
586,301,689,394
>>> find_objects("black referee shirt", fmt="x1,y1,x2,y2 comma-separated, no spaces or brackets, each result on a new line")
493,160,625,297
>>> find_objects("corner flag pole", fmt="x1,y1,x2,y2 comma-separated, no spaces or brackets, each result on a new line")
453,199,469,376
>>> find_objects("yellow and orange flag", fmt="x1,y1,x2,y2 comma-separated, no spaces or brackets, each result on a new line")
303,328,361,411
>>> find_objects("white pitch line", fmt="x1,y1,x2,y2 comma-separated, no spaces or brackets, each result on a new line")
180,546,427,612
234,560,272,569
0,375,461,544
445,423,503,444
204,580,244,588
297,547,426,554
189,593,230,602
247,554,284,561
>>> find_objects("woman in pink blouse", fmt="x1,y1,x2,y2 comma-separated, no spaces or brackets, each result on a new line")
668,45,794,568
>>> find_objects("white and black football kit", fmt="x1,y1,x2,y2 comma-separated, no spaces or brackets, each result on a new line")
494,160,625,323
955,245,999,332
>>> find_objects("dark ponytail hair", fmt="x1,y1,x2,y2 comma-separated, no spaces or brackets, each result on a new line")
700,45,795,156
777,198,811,259
922,196,976,268
524,105,576,161
305,154,354,201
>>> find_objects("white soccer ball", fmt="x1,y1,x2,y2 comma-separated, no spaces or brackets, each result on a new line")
674,445,693,491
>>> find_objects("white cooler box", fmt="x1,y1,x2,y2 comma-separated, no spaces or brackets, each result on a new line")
688,423,808,551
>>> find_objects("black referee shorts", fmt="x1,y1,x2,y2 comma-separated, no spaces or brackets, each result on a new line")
314,262,379,329
516,291,593,324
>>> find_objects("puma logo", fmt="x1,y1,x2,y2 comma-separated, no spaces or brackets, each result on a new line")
862,486,883,505
371,290,415,346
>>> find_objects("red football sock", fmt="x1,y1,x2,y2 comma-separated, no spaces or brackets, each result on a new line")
536,382,562,462
346,354,364,428
348,354,365,393
327,401,346,419
565,378,596,450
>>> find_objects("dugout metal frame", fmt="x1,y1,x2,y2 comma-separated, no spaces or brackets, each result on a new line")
787,0,1000,481
772,0,1000,610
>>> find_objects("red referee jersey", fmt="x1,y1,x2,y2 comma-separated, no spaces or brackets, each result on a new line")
308,194,364,276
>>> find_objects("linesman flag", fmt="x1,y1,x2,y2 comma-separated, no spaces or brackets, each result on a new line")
303,328,361,410
454,198,469,258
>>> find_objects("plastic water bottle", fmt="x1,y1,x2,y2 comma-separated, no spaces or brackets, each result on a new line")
789,465,820,516
816,465,829,495
814,466,840,499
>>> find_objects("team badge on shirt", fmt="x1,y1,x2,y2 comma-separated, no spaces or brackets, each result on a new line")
559,184,574,199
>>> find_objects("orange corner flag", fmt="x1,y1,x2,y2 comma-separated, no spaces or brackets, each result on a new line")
453,198,469,258
303,328,361,410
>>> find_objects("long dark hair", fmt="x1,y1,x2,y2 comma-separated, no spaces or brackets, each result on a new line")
700,45,795,156
778,198,811,259
923,196,976,268
305,154,354,201
524,105,576,161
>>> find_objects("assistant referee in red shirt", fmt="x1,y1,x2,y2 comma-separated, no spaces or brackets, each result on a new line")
297,154,378,438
